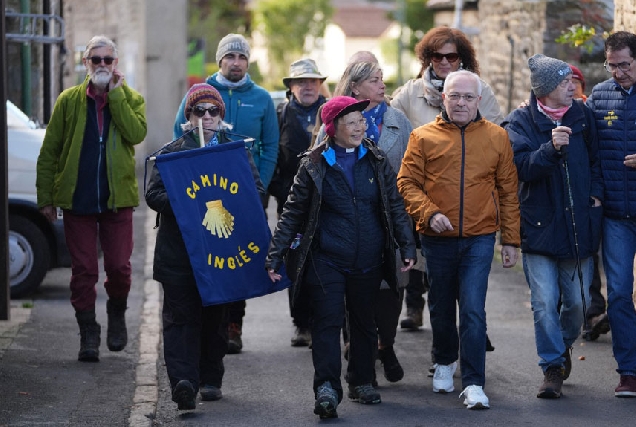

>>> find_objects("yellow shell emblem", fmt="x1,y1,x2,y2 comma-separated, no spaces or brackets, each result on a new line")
202,199,235,239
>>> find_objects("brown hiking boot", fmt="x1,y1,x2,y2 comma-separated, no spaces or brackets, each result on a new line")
400,308,423,330
227,323,243,354
537,366,564,398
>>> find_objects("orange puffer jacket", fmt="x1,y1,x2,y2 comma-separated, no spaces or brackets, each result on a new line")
397,114,520,247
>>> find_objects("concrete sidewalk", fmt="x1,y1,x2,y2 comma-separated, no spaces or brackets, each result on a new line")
0,301,33,359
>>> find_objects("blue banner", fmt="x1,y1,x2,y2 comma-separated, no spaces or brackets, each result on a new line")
155,140,289,306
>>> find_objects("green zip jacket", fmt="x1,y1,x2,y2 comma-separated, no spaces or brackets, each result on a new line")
36,75,147,210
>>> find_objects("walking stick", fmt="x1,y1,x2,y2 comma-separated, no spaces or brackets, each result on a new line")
561,145,589,331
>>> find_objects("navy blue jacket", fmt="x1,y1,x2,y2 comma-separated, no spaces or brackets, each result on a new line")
265,138,416,306
503,93,603,259
586,78,636,220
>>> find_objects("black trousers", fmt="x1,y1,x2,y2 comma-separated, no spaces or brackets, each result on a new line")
374,287,404,347
289,284,312,329
305,255,382,401
587,250,607,319
404,268,429,310
161,279,228,392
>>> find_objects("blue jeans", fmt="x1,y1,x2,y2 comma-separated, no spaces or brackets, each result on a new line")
522,253,592,371
421,233,495,389
602,218,636,375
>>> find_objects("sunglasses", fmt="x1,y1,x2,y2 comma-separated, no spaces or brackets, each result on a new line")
191,106,221,118
87,56,115,65
430,52,460,63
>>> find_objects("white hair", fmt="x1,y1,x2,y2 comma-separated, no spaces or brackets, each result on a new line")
83,35,118,58
443,70,482,95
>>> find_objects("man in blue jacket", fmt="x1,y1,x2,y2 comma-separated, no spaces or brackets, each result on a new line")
586,30,636,398
173,33,279,354
503,54,603,399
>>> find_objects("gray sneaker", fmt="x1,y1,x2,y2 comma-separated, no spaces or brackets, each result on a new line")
199,384,222,401
314,382,338,419
348,383,381,404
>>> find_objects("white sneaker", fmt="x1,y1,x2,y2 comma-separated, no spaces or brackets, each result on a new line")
432,362,457,393
460,385,490,409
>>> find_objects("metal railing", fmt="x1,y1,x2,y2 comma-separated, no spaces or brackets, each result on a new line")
4,11,65,44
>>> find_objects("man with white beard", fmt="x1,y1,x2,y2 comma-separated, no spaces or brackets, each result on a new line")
36,35,147,363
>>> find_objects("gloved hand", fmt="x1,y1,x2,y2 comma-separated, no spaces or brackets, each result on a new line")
202,200,234,238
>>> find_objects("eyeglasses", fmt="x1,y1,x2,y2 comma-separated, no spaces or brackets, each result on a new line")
191,106,221,118
341,118,367,130
604,60,633,73
87,56,115,65
558,77,574,88
445,93,478,102
430,52,460,63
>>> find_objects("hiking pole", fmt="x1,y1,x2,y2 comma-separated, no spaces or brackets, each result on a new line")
561,145,589,331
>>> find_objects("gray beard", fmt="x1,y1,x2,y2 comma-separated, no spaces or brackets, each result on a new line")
90,70,112,88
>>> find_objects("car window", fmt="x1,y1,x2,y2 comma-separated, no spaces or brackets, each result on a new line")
6,100,38,129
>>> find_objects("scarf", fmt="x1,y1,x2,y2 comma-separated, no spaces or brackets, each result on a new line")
215,73,249,88
362,101,387,143
422,66,444,108
536,98,571,123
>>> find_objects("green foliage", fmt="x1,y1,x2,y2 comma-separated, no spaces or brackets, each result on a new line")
188,0,250,69
554,0,612,55
555,24,600,54
254,0,333,87
405,0,434,53
389,0,435,54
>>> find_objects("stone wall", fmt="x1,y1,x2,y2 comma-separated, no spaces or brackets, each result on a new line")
476,0,614,116
477,0,547,115
62,0,146,96
61,0,187,160
615,0,636,31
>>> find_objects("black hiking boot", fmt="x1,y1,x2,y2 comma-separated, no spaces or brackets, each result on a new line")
76,310,101,362
378,346,404,382
106,298,128,351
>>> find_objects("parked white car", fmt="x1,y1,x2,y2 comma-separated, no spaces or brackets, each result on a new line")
7,100,70,298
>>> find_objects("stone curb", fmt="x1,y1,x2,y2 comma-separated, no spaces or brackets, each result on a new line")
128,207,161,427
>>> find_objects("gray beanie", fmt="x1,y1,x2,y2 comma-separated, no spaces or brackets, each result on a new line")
528,54,572,98
216,33,251,64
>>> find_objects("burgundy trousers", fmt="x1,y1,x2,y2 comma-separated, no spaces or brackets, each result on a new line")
63,208,134,312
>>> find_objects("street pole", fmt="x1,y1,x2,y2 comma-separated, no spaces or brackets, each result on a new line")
396,0,405,87
1,0,11,320
453,0,463,29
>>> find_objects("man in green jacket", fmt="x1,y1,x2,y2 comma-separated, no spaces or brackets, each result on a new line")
36,35,147,362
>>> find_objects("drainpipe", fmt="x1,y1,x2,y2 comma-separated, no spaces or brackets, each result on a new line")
20,0,31,117
43,0,51,123
396,0,405,87
453,0,464,30
507,35,515,114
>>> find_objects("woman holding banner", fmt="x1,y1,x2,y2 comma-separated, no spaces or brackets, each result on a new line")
145,83,264,410
266,96,416,419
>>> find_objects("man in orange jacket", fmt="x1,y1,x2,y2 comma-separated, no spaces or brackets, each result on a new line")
398,69,520,410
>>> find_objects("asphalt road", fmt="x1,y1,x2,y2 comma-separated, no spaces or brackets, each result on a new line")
151,201,634,426
1,199,634,426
